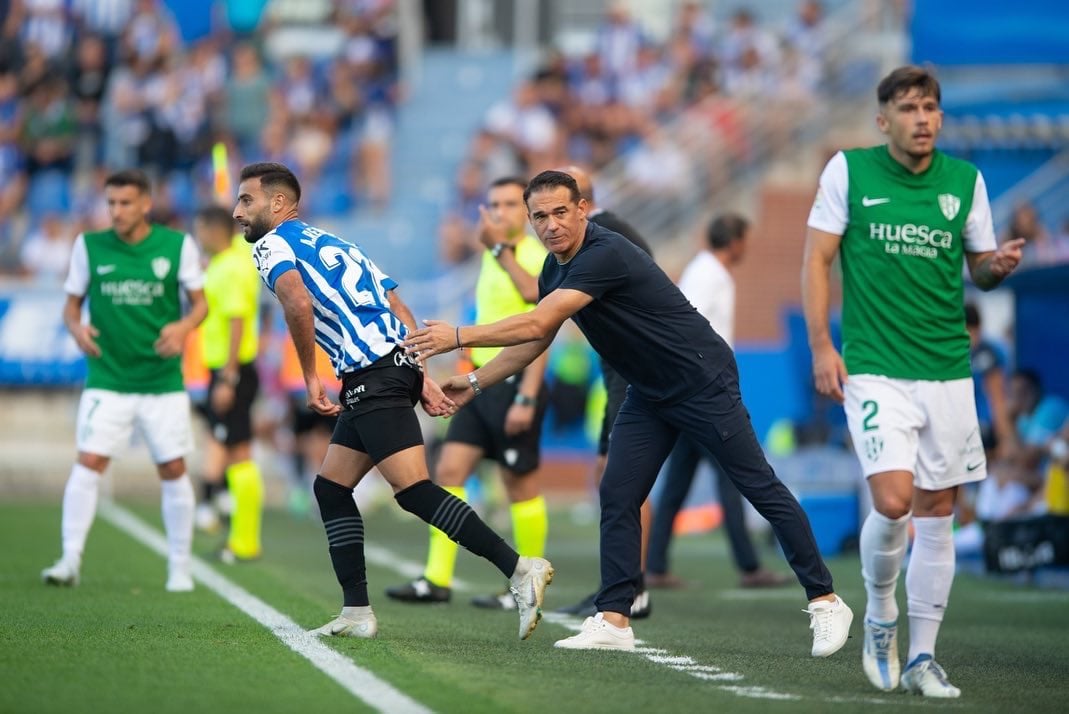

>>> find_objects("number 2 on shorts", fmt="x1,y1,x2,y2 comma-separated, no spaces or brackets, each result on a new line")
861,400,879,431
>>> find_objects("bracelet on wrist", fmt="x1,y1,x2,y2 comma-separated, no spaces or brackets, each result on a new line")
490,242,510,259
466,371,482,396
455,326,462,349
513,393,535,407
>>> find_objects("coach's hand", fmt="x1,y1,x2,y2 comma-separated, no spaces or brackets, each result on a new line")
505,403,534,436
812,342,848,404
420,376,457,417
404,320,459,361
440,374,477,410
72,323,102,358
306,376,341,416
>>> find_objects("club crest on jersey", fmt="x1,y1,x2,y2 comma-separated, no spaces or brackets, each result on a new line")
151,257,171,279
938,193,960,221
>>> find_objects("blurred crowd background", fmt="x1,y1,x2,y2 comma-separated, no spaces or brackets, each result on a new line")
2,0,1069,579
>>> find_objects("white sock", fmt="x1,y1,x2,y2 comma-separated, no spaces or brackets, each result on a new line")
860,509,911,623
61,464,102,566
161,475,195,571
906,515,955,663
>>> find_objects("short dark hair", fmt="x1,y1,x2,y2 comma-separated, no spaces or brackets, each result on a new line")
489,176,528,192
195,204,236,232
707,213,749,250
877,65,941,105
105,169,151,194
964,302,980,328
239,162,302,203
524,170,581,206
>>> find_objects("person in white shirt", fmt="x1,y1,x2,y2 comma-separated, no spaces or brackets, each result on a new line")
646,213,791,589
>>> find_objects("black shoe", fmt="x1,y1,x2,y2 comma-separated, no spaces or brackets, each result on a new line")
471,588,517,610
555,591,597,617
630,588,652,619
385,577,451,603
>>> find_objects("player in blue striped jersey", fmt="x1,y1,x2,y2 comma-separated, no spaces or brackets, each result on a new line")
233,162,553,641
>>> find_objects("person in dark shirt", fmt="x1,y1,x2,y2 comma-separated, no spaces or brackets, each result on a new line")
555,165,655,619
405,170,852,653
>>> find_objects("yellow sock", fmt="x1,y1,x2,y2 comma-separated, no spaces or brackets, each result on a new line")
510,494,547,558
226,460,263,559
424,486,465,587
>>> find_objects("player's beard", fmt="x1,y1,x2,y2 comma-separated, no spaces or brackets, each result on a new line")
242,214,272,243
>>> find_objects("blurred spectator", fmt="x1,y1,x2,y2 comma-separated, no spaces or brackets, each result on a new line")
977,370,1069,521
20,75,76,175
19,0,72,61
965,302,1015,458
71,0,133,62
19,211,71,280
123,0,180,66
223,43,271,159
595,2,646,89
484,80,560,173
68,33,110,172
1006,201,1069,266
783,0,827,91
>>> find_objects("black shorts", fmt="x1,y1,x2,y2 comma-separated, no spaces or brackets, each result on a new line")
205,362,260,447
599,359,628,456
444,370,548,475
330,347,425,463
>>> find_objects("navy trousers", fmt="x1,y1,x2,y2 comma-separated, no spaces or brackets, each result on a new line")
647,433,761,576
595,362,834,615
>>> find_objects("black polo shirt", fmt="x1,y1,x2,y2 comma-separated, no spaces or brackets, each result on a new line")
538,219,733,404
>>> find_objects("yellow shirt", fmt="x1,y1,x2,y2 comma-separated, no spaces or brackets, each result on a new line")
470,235,547,368
202,236,260,369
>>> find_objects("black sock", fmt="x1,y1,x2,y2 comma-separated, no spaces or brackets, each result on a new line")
313,475,369,607
395,480,518,577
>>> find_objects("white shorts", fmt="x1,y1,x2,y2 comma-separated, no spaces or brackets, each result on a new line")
76,389,194,463
844,374,986,490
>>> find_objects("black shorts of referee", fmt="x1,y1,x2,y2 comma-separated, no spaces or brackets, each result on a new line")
444,369,549,475
206,362,260,447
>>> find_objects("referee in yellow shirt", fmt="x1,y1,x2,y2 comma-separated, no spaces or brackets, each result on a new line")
194,205,263,561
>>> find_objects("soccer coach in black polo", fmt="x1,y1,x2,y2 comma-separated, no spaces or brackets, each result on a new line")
404,170,852,653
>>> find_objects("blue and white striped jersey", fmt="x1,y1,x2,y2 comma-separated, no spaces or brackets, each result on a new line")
253,219,406,377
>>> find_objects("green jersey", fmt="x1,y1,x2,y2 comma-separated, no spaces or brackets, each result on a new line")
807,146,997,381
65,225,204,393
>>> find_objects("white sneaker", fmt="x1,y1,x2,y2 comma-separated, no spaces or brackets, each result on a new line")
805,594,852,657
901,655,961,698
166,563,194,592
508,556,554,640
41,559,80,587
310,608,378,638
862,618,900,690
554,613,636,651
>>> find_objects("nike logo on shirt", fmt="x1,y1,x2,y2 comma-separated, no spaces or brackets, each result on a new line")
862,196,891,207
96,265,117,275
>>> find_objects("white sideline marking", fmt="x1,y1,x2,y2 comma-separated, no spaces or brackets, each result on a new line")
542,613,792,700
99,501,434,714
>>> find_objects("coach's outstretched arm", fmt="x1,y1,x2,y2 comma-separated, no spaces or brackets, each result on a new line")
405,287,591,358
